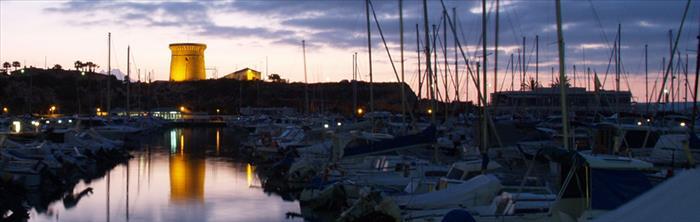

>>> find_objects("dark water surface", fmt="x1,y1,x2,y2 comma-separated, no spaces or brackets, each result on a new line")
29,128,301,222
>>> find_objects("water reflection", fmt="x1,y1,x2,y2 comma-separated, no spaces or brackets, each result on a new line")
169,155,205,202
28,128,301,222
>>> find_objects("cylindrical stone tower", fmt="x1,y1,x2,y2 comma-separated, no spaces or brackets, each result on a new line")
169,43,207,81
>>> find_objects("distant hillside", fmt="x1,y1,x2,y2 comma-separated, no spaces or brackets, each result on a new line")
0,67,426,116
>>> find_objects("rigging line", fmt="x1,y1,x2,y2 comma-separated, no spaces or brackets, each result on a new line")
368,0,401,83
587,0,613,50
499,57,511,92
654,0,691,113
600,34,619,90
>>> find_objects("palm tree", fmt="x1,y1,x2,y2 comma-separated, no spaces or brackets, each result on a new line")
52,64,62,70
11,61,20,71
74,60,83,71
2,62,9,73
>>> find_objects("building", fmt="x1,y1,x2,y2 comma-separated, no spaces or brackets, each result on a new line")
490,86,632,116
169,43,207,81
221,68,261,81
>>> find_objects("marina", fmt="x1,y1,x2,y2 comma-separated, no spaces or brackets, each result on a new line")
2,0,700,222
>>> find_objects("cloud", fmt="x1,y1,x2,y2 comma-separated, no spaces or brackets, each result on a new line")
44,0,698,78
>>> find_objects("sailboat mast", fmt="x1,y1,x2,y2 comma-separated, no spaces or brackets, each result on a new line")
126,45,130,117
302,40,309,114
691,26,699,129
107,32,111,115
536,35,539,89
400,0,406,126
443,10,449,120
416,24,422,100
422,0,434,122
555,0,570,151
481,0,488,153
365,0,374,113
453,7,459,103
494,0,499,95
645,44,649,112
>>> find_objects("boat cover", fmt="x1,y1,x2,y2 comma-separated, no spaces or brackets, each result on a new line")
593,168,700,222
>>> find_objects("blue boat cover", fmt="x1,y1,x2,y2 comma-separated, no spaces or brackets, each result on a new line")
591,169,653,210
441,209,475,222
344,125,437,157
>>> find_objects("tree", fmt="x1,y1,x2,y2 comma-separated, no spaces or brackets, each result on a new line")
53,64,63,70
2,62,9,73
268,73,282,82
11,61,20,71
74,60,83,71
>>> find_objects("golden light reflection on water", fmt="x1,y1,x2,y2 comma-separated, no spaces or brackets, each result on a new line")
169,128,205,202
216,129,221,155
28,128,303,222
246,163,254,187
169,155,205,202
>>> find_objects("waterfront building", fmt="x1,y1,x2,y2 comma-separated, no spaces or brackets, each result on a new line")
490,86,632,116
221,68,261,81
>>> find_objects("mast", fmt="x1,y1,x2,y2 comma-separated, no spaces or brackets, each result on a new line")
494,0,499,95
400,0,406,127
481,0,488,154
365,0,374,113
433,24,438,117
353,53,357,121
536,35,539,89
453,7,459,103
416,24,422,100
107,32,111,115
616,24,621,92
126,45,130,117
645,44,649,112
302,40,309,114
555,0,570,151
511,54,515,91
443,10,449,120
422,0,434,122
691,26,699,130
522,36,526,89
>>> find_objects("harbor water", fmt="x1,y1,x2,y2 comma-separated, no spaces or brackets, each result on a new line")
27,127,302,222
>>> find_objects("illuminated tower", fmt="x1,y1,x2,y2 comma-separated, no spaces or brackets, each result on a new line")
169,43,207,81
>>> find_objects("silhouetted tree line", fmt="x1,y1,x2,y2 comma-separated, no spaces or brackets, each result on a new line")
0,68,422,116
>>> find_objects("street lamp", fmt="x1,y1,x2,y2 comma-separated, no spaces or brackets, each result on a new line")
356,108,364,115
81,71,85,76
427,108,433,114
216,109,220,114
2,107,7,113
49,105,56,114
180,106,186,112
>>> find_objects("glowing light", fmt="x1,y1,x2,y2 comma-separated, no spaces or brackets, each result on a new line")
20,69,24,74
2,107,7,113
324,123,329,129
216,109,220,114
427,108,433,114
81,71,85,76
637,121,642,126
680,122,686,127
180,106,186,112
97,108,101,112
357,108,364,115
337,122,342,126
45,120,50,124
664,89,669,94
646,119,651,122
68,119,72,123
246,163,254,187
11,121,21,133
58,120,62,124
180,134,185,154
